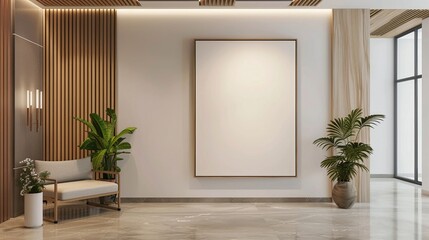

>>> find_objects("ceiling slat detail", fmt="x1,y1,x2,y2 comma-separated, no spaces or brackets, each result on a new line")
370,10,407,35
36,0,140,6
199,0,235,6
370,9,382,18
371,9,429,37
289,0,322,7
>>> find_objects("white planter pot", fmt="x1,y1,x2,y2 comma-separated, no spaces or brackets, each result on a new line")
24,192,43,228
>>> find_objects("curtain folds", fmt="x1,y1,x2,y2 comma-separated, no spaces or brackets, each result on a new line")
332,9,371,202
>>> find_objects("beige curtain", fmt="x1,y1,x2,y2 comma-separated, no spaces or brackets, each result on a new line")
332,9,371,202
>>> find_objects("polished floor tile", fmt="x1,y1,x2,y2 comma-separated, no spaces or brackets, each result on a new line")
1,178,428,240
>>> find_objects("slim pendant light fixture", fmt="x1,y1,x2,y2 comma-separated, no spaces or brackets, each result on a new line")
26,89,43,132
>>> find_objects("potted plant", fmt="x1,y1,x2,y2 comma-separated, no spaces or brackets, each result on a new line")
313,108,384,209
75,108,137,174
15,158,50,228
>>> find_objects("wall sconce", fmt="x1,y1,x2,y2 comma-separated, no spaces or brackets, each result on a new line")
26,89,43,132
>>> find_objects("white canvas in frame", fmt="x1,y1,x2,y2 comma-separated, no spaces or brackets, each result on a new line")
195,40,297,177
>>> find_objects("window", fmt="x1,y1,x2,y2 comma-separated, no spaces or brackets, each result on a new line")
394,26,422,185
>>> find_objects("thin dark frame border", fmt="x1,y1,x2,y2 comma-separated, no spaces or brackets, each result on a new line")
394,25,422,186
193,39,298,178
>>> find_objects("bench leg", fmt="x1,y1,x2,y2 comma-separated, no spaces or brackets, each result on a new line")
42,199,59,224
117,193,121,211
54,185,58,223
54,199,58,223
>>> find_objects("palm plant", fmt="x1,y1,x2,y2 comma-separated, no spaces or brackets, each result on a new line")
313,108,384,182
75,108,137,172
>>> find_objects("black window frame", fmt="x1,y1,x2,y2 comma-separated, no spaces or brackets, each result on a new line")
394,25,422,185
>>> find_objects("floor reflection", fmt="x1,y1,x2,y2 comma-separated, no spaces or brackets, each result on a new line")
0,178,428,240
43,201,107,222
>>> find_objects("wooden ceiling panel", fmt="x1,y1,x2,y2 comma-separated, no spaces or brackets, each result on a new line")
199,0,235,6
370,9,382,18
371,9,429,37
370,10,407,35
381,18,422,38
36,0,140,7
289,0,322,7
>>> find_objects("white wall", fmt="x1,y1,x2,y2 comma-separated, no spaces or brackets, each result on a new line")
370,38,394,176
422,18,429,193
117,9,332,198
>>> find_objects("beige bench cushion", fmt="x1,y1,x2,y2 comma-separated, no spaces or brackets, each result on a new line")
44,180,118,201
35,157,92,183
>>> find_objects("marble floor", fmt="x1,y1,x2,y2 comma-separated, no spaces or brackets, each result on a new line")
1,178,428,240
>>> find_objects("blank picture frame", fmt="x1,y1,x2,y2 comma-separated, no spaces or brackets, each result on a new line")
195,39,297,177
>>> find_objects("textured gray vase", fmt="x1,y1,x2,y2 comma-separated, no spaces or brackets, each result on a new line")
332,181,356,209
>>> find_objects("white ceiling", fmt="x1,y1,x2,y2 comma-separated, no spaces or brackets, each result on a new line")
137,0,429,9
27,0,429,9
318,0,429,9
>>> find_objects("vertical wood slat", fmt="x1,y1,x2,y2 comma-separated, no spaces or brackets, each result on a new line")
44,9,117,161
0,0,13,224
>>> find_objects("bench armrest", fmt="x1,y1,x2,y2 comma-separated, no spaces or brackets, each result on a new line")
43,178,59,202
45,178,58,184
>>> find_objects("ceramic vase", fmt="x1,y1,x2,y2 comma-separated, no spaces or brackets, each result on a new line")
332,181,356,209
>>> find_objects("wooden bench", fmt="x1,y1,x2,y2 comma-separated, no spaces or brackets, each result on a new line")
35,157,120,223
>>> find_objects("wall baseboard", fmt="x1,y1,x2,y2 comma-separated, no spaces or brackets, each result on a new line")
121,197,332,203
370,174,394,178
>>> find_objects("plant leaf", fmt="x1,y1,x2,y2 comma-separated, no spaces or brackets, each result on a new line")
91,149,107,170
90,113,109,139
111,127,137,147
106,108,117,127
79,138,100,151
74,117,97,133
358,114,385,129
116,142,131,150
313,137,337,150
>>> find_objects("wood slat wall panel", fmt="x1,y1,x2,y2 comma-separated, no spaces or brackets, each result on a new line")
44,9,116,161
36,0,140,7
289,0,322,7
0,0,13,224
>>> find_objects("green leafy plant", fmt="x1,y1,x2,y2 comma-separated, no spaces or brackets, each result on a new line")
75,108,137,172
313,108,384,182
16,158,50,195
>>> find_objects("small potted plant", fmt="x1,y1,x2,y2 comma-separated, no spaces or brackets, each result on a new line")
313,108,384,209
15,158,50,227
